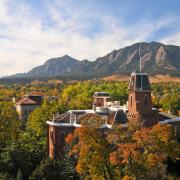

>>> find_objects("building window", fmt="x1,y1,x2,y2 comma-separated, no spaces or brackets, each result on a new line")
24,110,28,116
130,95,133,107
131,77,135,86
50,130,54,143
59,131,66,153
144,95,148,107
60,131,65,141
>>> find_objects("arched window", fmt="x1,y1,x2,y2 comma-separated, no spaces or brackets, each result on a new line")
144,95,148,107
50,130,54,143
130,95,133,107
131,77,135,86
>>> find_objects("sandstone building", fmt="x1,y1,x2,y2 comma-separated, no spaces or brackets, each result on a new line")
16,92,43,125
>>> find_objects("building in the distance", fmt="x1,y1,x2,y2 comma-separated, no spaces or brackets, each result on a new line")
0,85,5,90
16,92,43,125
47,72,180,159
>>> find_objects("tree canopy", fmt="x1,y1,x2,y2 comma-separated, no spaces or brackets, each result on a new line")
0,102,19,148
0,80,179,179
66,122,180,179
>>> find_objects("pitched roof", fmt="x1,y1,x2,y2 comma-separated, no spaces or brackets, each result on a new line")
79,113,106,125
159,112,178,120
128,73,151,91
53,113,71,123
16,97,40,105
114,110,127,124
16,92,43,105
52,110,128,126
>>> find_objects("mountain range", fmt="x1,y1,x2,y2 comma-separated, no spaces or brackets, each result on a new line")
8,42,180,80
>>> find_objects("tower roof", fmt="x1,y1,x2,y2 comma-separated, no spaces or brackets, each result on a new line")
128,72,151,91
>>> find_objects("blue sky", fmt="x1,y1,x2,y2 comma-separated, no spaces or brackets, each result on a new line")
0,0,180,76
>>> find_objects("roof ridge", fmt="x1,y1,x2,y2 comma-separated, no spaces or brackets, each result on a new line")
16,96,39,105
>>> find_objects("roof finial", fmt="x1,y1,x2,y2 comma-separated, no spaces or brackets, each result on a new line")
139,42,142,73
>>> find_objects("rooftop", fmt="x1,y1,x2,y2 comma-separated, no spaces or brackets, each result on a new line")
16,97,40,105
159,111,179,120
51,107,128,127
16,92,43,105
93,92,110,97
128,72,151,91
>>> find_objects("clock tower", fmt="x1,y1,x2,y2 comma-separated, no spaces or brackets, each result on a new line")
127,72,158,127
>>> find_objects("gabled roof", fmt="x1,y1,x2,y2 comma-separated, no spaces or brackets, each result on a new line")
16,92,43,105
16,97,40,105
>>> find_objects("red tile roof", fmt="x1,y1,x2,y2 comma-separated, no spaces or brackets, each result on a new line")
16,97,40,105
16,92,43,105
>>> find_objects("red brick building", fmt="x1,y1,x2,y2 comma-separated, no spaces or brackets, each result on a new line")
48,121,76,159
127,72,159,127
93,92,111,107
47,72,180,159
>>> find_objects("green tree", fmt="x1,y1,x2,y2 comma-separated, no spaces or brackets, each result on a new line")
66,124,121,179
30,158,79,180
161,90,180,114
0,172,15,180
27,100,61,138
0,102,19,148
60,81,128,110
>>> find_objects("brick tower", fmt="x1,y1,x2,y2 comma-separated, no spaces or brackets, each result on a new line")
127,72,158,127
93,92,110,107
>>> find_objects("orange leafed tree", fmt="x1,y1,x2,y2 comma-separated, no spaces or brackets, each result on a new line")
65,121,180,180
108,123,180,179
65,125,121,179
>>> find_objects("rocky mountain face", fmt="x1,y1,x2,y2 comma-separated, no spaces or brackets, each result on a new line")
10,42,180,79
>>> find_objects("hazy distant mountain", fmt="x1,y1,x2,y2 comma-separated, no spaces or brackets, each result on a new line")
9,42,180,79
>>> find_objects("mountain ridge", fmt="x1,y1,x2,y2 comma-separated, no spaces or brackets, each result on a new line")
7,42,180,79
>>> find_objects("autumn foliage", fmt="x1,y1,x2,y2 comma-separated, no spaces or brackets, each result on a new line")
66,122,180,180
